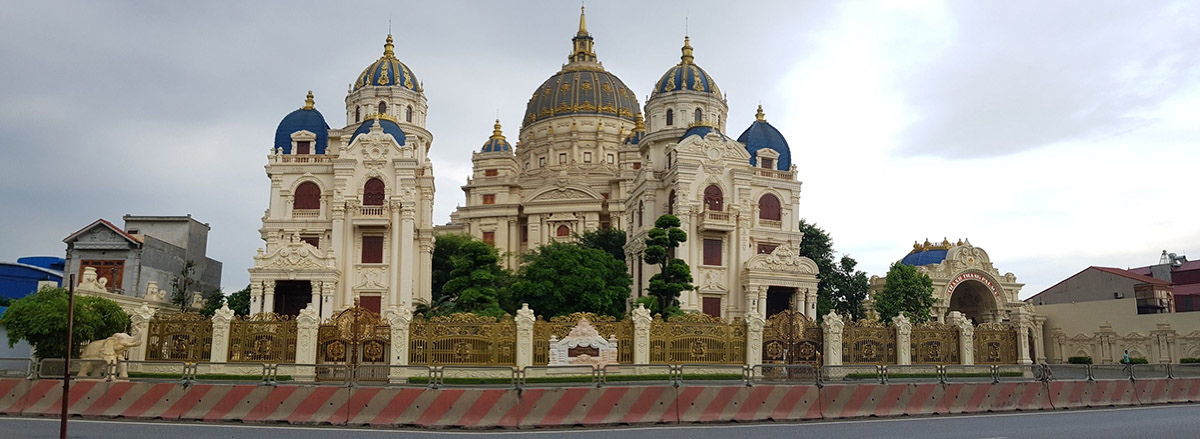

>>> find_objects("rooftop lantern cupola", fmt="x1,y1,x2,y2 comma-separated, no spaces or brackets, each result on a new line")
569,6,597,64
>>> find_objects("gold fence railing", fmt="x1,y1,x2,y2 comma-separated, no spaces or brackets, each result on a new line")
974,322,1018,364
146,312,212,362
228,313,297,363
910,321,959,365
532,313,634,365
649,313,746,364
843,319,896,365
409,313,517,365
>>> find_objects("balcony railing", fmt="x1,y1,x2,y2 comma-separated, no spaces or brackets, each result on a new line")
277,155,331,164
698,210,736,232
754,168,794,180
292,209,320,219
758,219,782,229
360,206,385,217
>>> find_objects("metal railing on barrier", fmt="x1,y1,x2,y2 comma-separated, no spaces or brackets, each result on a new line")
438,365,519,389
883,364,942,384
598,364,673,387
676,364,750,387
352,364,435,387
821,365,883,384
271,363,351,386
751,364,819,385
520,365,600,388
0,357,35,379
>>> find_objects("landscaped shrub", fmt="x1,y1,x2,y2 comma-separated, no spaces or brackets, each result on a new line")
1129,357,1149,365
1180,358,1200,364
1067,356,1093,364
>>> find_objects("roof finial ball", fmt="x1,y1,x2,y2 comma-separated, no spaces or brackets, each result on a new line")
303,90,315,110
755,104,766,122
384,34,395,57
680,36,694,64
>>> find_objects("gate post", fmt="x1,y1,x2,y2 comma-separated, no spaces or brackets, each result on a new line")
515,304,535,369
385,305,413,382
209,303,234,373
129,304,156,363
948,311,974,365
894,313,912,366
746,311,765,367
1012,307,1034,365
295,302,320,381
822,311,844,366
632,303,652,364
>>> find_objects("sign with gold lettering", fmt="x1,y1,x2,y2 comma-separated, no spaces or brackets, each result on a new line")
946,271,1002,300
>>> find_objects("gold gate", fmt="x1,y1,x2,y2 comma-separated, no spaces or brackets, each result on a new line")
316,306,390,381
910,321,959,365
843,319,896,365
649,313,746,364
762,310,823,366
228,313,297,363
408,313,517,365
146,312,212,362
533,313,633,365
974,322,1018,364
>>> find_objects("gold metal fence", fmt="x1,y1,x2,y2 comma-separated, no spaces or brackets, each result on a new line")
533,313,633,365
146,312,212,362
843,319,896,365
409,313,517,365
228,313,298,363
910,321,960,365
649,313,746,364
762,310,822,366
974,322,1018,364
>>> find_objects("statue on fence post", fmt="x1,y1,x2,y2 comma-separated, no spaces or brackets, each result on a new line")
78,332,141,379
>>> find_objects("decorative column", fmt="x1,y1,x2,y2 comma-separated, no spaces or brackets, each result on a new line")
129,304,156,363
399,206,416,305
294,302,320,381
250,281,263,315
320,280,335,319
1032,315,1047,363
389,202,402,306
822,311,844,366
515,304,536,369
310,281,322,313
948,311,974,365
745,311,765,367
1151,321,1176,364
385,304,413,382
1013,309,1033,365
632,303,652,364
210,303,234,364
262,280,276,314
1097,323,1115,363
804,288,818,320
894,313,912,366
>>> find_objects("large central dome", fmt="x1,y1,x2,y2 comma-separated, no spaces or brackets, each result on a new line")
522,8,639,128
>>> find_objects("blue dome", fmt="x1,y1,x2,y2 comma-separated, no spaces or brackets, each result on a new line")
350,117,406,145
681,124,727,142
480,120,512,153
736,106,791,171
274,92,329,154
653,37,721,97
900,249,948,266
353,35,421,93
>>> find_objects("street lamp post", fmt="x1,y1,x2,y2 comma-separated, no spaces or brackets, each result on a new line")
61,273,76,439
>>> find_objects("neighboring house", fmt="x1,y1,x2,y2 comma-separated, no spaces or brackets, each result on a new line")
62,215,222,310
1026,266,1174,314
1130,251,1199,312
0,256,63,301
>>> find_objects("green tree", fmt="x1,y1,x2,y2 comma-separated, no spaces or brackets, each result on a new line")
226,285,251,317
431,233,474,306
509,241,631,318
441,240,511,317
170,260,197,312
873,262,937,324
797,220,869,320
577,227,627,261
199,288,224,317
1,287,130,359
642,215,692,316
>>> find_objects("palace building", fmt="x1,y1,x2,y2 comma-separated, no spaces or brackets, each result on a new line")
254,8,818,320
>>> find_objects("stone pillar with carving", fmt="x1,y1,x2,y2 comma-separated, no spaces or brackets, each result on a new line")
746,311,765,367
1097,323,1115,363
1151,321,1176,364
1050,327,1067,363
210,303,234,365
948,311,974,365
294,302,320,381
320,280,335,319
632,303,652,364
1032,314,1047,363
262,280,276,314
515,304,536,369
399,206,416,305
384,304,413,381
894,313,912,366
822,311,844,366
129,304,156,362
805,288,818,320
250,280,263,315
1013,309,1033,365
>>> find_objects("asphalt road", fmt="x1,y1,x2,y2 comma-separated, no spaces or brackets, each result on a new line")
5,404,1200,438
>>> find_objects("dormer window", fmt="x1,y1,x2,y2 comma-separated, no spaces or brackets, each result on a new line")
761,157,774,169
296,141,311,155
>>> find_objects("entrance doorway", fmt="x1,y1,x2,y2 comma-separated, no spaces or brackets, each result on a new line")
274,280,312,316
765,286,795,317
948,280,996,324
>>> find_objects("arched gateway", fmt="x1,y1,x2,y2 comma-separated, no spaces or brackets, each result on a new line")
869,239,1025,324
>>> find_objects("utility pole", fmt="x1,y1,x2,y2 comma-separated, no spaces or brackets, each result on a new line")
61,274,75,439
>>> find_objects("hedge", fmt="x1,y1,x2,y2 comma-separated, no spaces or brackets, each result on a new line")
1068,356,1093,364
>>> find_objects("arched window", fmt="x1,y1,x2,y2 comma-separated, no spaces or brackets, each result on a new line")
363,178,385,206
294,182,321,210
355,106,361,123
758,194,781,221
703,185,723,212
666,109,674,126
556,225,570,237
695,108,703,122
377,101,387,114
668,190,676,215
638,201,644,227
405,105,413,122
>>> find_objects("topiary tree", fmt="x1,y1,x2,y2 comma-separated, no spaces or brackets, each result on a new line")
873,262,937,324
509,241,631,319
1,287,130,359
225,284,252,317
440,240,512,317
642,214,692,316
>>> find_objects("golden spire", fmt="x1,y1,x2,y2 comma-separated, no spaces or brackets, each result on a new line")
302,90,315,110
634,112,645,131
578,5,588,35
755,104,766,122
490,119,505,140
383,34,395,58
680,36,694,64
568,5,597,64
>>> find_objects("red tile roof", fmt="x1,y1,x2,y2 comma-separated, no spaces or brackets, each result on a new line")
1089,266,1173,287
62,218,141,245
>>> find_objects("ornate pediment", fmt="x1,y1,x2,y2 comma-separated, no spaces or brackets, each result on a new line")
71,224,138,250
745,242,818,274
253,238,335,270
530,187,596,202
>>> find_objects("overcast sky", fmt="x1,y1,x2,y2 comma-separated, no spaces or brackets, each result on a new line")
1,1,1197,298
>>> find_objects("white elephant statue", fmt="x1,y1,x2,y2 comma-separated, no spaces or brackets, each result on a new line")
78,332,141,378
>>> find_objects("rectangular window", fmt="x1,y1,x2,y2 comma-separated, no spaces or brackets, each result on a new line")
703,239,722,266
484,169,498,177
80,260,124,291
359,295,381,314
559,153,567,164
482,231,495,246
539,157,546,167
521,225,528,242
362,236,383,263
632,162,641,170
524,162,530,170
703,297,721,318
584,152,592,163
761,157,774,169
482,194,495,205
757,243,778,254
296,141,310,155
607,154,615,164
300,235,320,248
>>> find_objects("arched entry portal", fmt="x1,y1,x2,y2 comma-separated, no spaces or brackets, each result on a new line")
948,280,998,324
